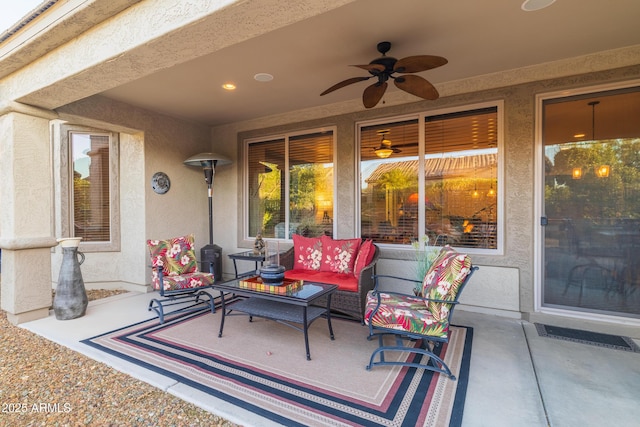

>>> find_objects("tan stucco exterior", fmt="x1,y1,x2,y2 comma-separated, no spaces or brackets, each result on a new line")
1,0,639,332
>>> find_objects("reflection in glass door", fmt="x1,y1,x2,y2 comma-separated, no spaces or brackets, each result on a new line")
542,86,640,319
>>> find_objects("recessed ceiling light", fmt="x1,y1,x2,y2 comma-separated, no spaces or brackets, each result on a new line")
222,83,236,90
521,0,556,11
254,73,274,82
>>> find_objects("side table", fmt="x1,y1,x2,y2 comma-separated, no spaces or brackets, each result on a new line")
227,250,266,278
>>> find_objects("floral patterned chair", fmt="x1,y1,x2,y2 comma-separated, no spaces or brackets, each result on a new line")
364,246,477,379
147,234,216,323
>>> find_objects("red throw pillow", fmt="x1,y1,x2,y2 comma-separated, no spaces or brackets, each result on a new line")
353,239,375,277
292,234,323,271
320,235,361,274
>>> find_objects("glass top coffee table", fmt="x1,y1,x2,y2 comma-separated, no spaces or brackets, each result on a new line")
212,278,337,360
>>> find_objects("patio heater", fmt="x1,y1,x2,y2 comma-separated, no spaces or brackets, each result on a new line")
183,152,232,282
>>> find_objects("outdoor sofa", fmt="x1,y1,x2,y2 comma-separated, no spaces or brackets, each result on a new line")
280,234,379,321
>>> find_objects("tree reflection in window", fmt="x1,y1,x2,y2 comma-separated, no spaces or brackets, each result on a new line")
360,107,499,249
247,129,334,240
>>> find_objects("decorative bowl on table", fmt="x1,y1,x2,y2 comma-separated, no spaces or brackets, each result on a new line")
259,264,286,285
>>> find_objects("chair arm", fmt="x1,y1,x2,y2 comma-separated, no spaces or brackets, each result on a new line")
280,247,295,270
356,245,380,291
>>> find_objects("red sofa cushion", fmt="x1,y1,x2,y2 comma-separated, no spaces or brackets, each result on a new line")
292,234,323,271
284,269,359,292
319,235,360,274
353,239,375,276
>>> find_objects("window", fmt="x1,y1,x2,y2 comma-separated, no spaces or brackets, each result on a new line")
71,132,111,241
359,104,501,251
246,128,335,240
58,124,120,251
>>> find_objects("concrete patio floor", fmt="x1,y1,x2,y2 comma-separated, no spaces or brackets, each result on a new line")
20,291,640,427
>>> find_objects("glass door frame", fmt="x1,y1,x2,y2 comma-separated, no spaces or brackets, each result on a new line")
534,79,640,326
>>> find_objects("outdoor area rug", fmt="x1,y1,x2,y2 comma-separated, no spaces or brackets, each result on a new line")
535,323,640,353
82,304,473,427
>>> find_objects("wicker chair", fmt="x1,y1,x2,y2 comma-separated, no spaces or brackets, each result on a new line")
280,244,379,322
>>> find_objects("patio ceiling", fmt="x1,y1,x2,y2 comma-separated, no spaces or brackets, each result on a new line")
96,0,640,131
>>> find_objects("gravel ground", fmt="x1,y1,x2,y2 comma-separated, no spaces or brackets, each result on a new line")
0,289,238,427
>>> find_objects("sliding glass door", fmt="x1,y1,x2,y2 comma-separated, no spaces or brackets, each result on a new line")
541,85,640,318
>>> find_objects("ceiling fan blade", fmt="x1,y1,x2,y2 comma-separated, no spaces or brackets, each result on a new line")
351,63,386,73
363,82,388,108
320,76,370,96
394,55,448,73
394,75,439,100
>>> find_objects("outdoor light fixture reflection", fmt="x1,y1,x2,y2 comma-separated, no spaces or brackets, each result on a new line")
374,146,394,159
572,167,583,180
595,165,610,178
374,130,399,159
183,152,232,245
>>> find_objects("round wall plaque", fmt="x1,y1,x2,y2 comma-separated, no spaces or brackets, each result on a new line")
151,172,170,194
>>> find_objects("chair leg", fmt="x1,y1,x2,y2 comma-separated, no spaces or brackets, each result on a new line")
148,289,216,324
366,335,455,380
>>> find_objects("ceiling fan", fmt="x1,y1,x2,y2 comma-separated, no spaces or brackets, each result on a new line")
320,41,447,108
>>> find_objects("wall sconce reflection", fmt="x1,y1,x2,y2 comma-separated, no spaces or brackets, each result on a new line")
572,167,582,180
595,165,610,178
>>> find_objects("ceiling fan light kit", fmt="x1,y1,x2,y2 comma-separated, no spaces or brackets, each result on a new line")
321,41,447,109
373,129,402,158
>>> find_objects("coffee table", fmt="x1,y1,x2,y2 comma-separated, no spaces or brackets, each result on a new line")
212,278,337,360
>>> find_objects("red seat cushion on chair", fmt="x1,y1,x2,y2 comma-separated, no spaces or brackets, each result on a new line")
292,234,323,271
364,291,449,339
154,273,215,291
320,235,360,274
284,269,359,292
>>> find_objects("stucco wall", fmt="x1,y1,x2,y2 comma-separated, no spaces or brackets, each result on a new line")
210,64,640,317
54,96,214,291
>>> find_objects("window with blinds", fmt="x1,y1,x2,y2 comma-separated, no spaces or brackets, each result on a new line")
359,105,500,250
71,132,111,242
246,128,335,240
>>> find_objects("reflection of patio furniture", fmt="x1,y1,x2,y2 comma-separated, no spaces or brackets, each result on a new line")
146,234,216,324
568,220,640,300
563,261,614,305
364,246,477,379
458,219,496,248
377,220,395,240
275,222,300,238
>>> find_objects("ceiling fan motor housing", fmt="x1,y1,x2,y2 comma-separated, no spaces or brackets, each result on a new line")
370,57,397,78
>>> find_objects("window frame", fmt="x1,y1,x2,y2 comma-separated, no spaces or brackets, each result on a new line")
356,101,504,255
243,126,337,242
60,124,120,252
